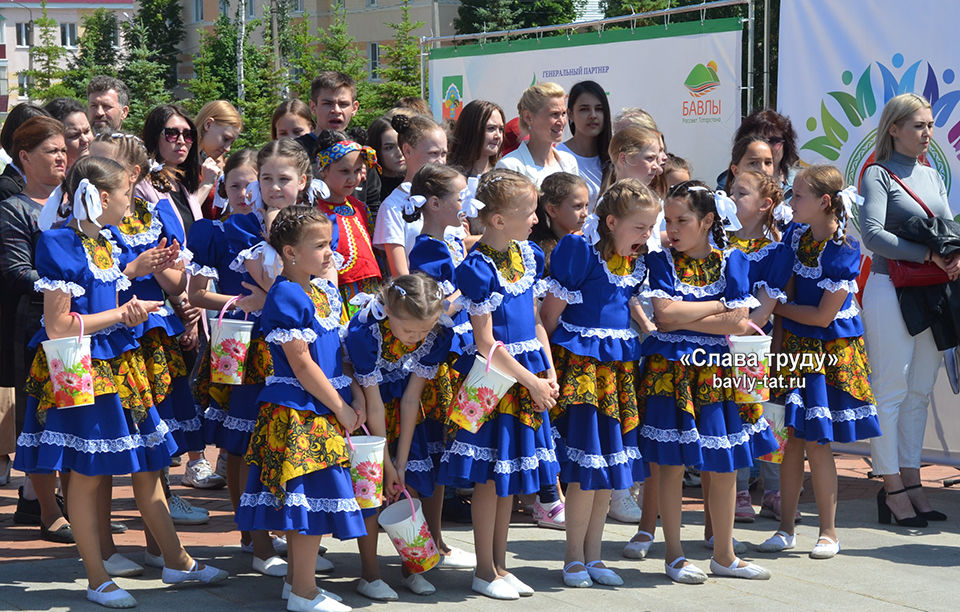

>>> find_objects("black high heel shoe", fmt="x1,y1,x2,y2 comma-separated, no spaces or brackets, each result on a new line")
877,488,928,527
903,484,947,521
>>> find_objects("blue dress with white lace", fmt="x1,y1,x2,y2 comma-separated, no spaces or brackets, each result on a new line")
638,247,778,472
437,240,560,496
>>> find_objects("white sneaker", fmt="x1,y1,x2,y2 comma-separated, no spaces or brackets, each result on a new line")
703,535,747,554
357,578,398,601
287,591,351,612
181,458,227,489
253,555,288,576
501,572,534,596
401,573,436,595
168,495,209,525
471,574,519,600
437,546,476,568
282,582,342,602
608,489,643,523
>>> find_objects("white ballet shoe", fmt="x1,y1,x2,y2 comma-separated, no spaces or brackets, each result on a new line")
162,560,228,584
664,557,707,584
437,546,476,568
286,591,351,612
401,573,436,595
709,557,771,580
315,555,335,574
143,551,163,569
103,554,144,577
86,580,137,608
622,530,654,559
282,581,342,602
501,572,534,596
809,536,840,559
585,561,623,586
471,574,519,600
253,555,288,577
357,578,398,601
562,562,592,588
703,535,748,554
758,530,796,553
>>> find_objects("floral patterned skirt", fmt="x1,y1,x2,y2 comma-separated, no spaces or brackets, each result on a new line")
637,354,777,473
776,331,881,444
203,383,263,457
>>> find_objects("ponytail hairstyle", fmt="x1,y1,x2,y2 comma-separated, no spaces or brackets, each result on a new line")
724,134,771,188
403,163,464,223
603,125,661,192
257,137,313,205
474,168,538,222
534,172,587,237
391,113,441,150
794,165,849,244
380,272,444,322
93,132,151,183
731,170,784,241
217,148,258,200
666,179,728,249
594,178,660,260
59,155,128,222
267,205,333,255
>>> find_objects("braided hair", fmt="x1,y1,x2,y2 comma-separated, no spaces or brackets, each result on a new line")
795,165,848,244
666,179,728,249
268,205,332,255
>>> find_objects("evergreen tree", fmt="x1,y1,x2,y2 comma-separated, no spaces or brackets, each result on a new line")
378,0,424,108
20,0,74,102
123,0,185,88
62,9,120,96
120,21,172,135
516,1,582,30
454,0,521,35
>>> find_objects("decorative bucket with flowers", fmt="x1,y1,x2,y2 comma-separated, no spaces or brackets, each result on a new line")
727,322,772,403
759,401,789,464
42,312,95,408
346,428,386,509
378,489,440,574
209,296,253,385
448,341,516,433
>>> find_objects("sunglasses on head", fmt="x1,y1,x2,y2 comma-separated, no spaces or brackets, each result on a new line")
163,127,195,144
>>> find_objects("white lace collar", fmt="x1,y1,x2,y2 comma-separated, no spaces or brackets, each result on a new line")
729,235,780,262
474,240,538,296
360,319,440,384
116,198,162,247
78,228,132,291
789,224,824,279
662,247,727,298
593,243,647,288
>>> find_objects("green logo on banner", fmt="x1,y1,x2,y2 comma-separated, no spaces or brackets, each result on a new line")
442,76,464,120
684,61,720,97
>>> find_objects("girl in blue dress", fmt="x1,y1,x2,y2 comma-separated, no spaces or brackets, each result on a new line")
16,156,226,609
187,149,287,573
405,163,479,570
343,273,449,600
235,206,363,612
438,168,561,600
539,178,660,588
639,180,777,583
760,165,880,559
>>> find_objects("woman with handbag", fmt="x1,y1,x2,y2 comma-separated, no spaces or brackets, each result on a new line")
859,93,958,527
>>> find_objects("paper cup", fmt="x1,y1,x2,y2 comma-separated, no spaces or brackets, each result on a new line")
449,343,516,433
347,435,386,509
42,313,95,408
378,492,440,574
727,334,772,403
758,401,788,464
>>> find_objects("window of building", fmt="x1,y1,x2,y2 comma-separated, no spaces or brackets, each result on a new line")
245,0,255,19
15,23,32,47
0,67,8,97
17,73,30,98
0,18,6,45
368,42,380,81
219,0,229,16
60,23,78,47
194,0,205,22
366,0,378,7
290,0,304,13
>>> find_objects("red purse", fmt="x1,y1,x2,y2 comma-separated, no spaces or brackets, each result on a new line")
866,164,950,288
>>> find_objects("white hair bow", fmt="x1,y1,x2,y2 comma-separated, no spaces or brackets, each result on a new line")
460,190,486,219
245,180,263,210
260,242,284,281
402,194,428,216
150,160,164,173
307,178,330,205
349,292,386,323
836,186,864,239
38,185,65,231
581,213,601,245
713,189,742,231
212,174,229,211
772,201,793,225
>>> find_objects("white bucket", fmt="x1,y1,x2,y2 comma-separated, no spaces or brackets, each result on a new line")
449,342,516,433
209,297,253,385
377,490,440,574
346,433,386,509
42,312,95,408
758,401,788,464
727,322,772,403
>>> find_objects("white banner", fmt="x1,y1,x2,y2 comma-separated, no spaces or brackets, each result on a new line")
779,0,960,467
429,19,743,183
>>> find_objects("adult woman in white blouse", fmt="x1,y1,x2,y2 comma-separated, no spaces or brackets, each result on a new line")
497,82,578,186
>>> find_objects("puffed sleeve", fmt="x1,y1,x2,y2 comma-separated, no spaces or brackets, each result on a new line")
409,236,457,296
641,249,680,300
344,316,381,387
185,219,222,280
722,249,761,309
33,230,87,297
819,237,861,294
528,241,548,297
156,199,187,245
754,242,793,303
456,253,501,315
225,212,264,259
545,234,592,303
262,281,318,345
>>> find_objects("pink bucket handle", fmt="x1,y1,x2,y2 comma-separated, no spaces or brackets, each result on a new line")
70,312,83,342
400,486,417,519
343,423,373,452
726,320,768,348
484,341,505,374
361,423,371,435
218,295,248,326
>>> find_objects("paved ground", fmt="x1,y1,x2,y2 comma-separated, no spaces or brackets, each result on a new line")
2,452,959,611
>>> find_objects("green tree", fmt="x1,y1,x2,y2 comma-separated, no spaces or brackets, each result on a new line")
516,1,582,30
62,9,120,96
120,21,173,135
377,0,424,108
20,0,75,102
123,0,185,87
454,0,521,35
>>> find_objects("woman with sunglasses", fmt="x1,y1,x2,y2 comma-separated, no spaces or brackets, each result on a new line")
719,110,800,199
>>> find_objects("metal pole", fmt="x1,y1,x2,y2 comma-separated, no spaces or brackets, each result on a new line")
763,0,770,109
746,0,755,114
419,36,426,99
